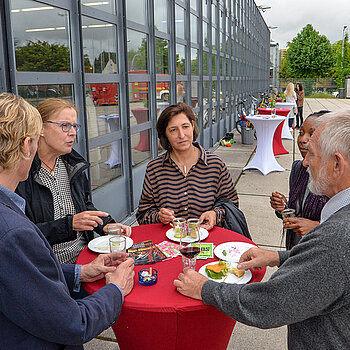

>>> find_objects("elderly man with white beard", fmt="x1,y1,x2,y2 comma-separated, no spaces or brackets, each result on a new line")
174,111,350,350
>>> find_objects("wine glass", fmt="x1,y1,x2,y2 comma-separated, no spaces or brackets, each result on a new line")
179,219,201,271
280,208,295,246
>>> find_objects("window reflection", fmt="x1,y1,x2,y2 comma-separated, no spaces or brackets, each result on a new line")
156,81,170,103
155,38,169,74
90,142,123,191
190,0,197,11
85,83,120,139
18,84,73,105
191,81,199,109
127,30,148,72
203,51,209,76
191,48,198,75
11,0,71,72
176,44,186,75
81,0,115,14
154,0,168,33
176,81,186,103
190,14,198,43
175,4,185,39
131,132,151,166
126,0,147,25
82,17,117,74
202,0,208,18
203,23,208,47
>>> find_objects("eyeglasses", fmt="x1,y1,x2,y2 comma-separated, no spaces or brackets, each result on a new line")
45,120,81,132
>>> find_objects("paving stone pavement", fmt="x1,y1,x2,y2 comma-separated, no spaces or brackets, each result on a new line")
84,99,350,350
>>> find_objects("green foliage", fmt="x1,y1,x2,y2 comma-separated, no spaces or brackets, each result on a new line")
284,24,334,78
331,34,350,88
15,40,70,72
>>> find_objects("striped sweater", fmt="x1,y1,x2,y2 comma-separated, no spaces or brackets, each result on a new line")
136,143,239,225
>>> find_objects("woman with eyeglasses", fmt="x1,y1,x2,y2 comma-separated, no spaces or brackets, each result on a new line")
16,98,131,264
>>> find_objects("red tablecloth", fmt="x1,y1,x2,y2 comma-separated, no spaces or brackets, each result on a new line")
257,108,290,155
77,224,266,350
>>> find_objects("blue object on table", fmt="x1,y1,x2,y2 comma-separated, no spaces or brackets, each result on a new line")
138,268,158,286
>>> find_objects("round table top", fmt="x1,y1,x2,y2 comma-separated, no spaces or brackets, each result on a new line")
77,223,266,312
257,108,290,117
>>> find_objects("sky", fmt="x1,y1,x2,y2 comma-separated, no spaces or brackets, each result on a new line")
255,0,350,49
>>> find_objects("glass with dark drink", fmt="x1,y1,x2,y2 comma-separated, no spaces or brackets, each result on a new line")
179,222,201,270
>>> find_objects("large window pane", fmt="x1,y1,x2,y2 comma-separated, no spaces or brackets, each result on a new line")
154,0,168,33
130,82,149,121
85,83,120,139
131,132,151,166
175,5,185,39
191,48,199,75
203,22,209,47
90,142,123,190
11,0,71,72
82,17,117,74
176,81,186,103
176,44,186,75
190,0,197,11
155,38,169,74
191,81,199,109
81,0,115,14
203,51,209,76
126,0,147,25
18,84,73,105
127,30,148,72
156,81,170,102
202,0,208,18
190,14,198,43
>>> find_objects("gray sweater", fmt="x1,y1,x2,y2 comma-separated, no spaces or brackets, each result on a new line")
202,204,350,349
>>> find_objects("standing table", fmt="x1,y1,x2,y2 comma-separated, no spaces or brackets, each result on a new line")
243,115,285,176
275,102,295,140
77,224,266,350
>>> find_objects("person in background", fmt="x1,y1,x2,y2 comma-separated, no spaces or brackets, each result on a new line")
16,98,131,264
136,103,245,235
284,82,297,127
270,111,329,249
174,110,350,349
0,92,134,349
295,82,304,128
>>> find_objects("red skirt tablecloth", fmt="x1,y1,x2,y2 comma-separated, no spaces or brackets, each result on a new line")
77,224,266,350
257,108,290,155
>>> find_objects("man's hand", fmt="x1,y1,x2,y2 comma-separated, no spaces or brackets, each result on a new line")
103,223,132,237
105,258,135,296
73,210,109,231
174,269,208,300
283,217,319,236
80,252,128,283
158,208,175,224
270,191,287,212
199,210,217,231
237,247,280,271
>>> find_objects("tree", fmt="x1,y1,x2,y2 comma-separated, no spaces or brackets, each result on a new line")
331,34,350,87
284,24,334,78
15,40,70,72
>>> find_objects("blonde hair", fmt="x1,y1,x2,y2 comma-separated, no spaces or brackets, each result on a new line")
36,98,78,123
285,82,295,96
0,93,42,170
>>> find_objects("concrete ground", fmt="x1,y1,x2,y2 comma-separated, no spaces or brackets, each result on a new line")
84,98,350,350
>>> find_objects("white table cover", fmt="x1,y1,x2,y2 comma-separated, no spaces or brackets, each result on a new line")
243,115,285,176
275,102,295,140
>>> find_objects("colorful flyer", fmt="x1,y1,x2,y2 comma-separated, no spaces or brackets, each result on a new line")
191,243,214,259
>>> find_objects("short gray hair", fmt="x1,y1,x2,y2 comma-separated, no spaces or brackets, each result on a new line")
314,110,350,161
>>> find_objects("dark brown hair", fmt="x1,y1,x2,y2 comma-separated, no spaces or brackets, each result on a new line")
156,103,199,151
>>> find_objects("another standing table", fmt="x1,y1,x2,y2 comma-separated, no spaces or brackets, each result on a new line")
257,108,290,155
243,115,285,176
275,102,295,140
76,224,266,350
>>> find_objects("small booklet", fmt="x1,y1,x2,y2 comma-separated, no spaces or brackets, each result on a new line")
128,240,167,265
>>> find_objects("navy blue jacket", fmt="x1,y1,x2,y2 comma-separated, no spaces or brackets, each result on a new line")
0,190,123,349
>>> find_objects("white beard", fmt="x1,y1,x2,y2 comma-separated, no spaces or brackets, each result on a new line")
307,166,328,196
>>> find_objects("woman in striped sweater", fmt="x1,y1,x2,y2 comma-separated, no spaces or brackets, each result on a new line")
136,103,239,231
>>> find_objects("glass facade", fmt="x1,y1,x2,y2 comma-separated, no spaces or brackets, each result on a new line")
0,0,270,223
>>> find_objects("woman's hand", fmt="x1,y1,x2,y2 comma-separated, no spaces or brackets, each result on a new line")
158,208,175,224
199,210,217,231
270,191,287,211
283,217,319,236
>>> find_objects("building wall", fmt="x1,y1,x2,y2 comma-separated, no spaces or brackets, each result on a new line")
0,0,270,222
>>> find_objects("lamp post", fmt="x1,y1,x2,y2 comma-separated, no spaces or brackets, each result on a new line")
341,25,348,86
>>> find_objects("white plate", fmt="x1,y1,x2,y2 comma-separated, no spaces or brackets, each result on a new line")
166,227,209,243
214,242,256,262
88,235,134,254
199,261,252,284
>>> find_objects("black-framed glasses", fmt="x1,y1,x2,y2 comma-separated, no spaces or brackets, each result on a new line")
45,120,81,132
